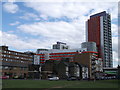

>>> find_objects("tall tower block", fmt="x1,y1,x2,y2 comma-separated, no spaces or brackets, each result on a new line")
86,11,112,67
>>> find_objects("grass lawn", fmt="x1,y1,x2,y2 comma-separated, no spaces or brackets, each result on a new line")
2,79,119,88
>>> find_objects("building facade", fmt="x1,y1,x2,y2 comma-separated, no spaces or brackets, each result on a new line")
36,48,87,64
86,11,112,67
0,46,34,78
33,42,87,64
81,42,97,52
28,64,40,79
38,59,88,80
53,42,69,50
34,42,103,79
73,51,103,79
103,67,118,76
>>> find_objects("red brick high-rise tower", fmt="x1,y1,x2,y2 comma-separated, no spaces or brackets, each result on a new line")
86,11,113,67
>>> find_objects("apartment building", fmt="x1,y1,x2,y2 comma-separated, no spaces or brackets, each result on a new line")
0,46,34,78
86,11,112,67
73,51,103,79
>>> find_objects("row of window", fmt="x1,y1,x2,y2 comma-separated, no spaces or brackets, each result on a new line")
39,50,86,55
2,50,33,58
1,66,27,70
104,37,112,42
2,54,33,61
1,58,32,64
49,53,75,56
50,57,73,59
104,48,112,51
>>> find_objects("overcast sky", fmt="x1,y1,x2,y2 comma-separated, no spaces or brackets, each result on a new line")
1,0,119,67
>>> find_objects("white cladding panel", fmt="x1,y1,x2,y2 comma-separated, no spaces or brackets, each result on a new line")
34,55,40,65
37,48,87,54
44,53,49,60
100,16,104,60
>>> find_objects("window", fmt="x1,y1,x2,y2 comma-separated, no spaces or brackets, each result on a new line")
20,67,23,70
5,59,8,61
0,66,2,69
13,67,17,70
9,67,13,70
4,66,8,70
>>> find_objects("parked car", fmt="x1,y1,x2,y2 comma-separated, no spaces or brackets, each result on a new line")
48,77,59,81
112,76,116,79
104,77,108,80
83,78,88,80
0,76,9,79
13,75,19,79
96,77,104,80
98,77,105,80
67,77,78,81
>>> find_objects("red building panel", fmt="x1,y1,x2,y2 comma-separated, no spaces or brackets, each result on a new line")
49,58,61,60
88,16,102,58
82,51,98,53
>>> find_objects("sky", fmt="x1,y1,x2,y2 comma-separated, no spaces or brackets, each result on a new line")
0,0,119,67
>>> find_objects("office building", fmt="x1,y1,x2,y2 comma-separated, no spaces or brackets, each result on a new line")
86,11,113,67
36,42,87,64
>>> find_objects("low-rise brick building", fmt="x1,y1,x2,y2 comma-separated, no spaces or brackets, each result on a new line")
39,58,88,80
73,51,103,79
0,46,34,78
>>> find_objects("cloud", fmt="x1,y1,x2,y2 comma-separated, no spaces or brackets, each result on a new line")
1,31,36,50
3,2,19,13
113,50,119,67
24,2,117,19
22,0,119,2
113,61,119,67
112,36,118,52
1,31,63,50
17,18,86,49
9,21,20,26
111,24,118,38
0,30,2,44
112,36,119,67
19,12,40,21
24,2,89,18
113,51,118,61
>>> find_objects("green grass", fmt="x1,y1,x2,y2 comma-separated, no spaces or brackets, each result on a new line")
2,79,119,88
